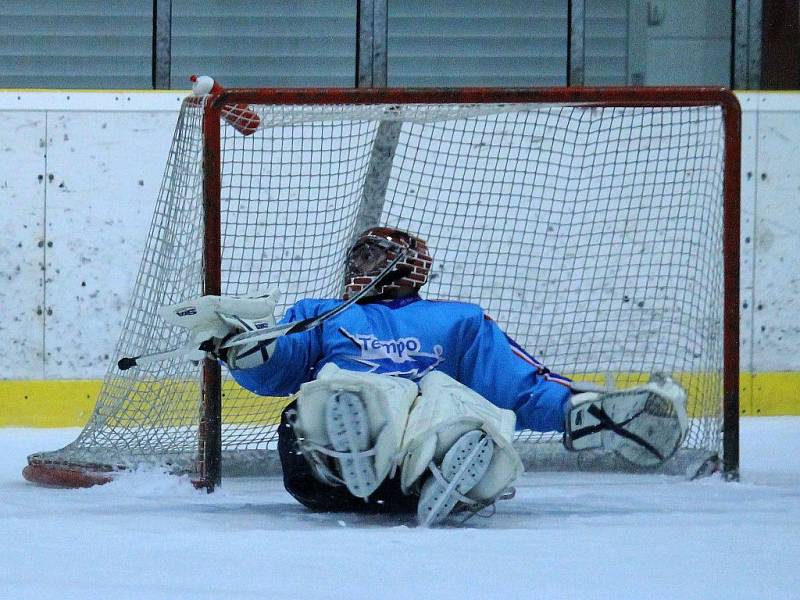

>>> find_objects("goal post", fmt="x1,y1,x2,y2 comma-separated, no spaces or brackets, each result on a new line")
24,84,741,490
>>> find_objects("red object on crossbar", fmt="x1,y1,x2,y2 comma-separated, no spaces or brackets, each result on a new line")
190,75,261,136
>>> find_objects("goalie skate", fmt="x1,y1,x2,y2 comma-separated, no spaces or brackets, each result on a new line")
400,371,523,527
293,363,417,500
417,430,494,527
324,391,379,498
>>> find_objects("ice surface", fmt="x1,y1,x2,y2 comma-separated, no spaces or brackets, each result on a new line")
2,418,799,599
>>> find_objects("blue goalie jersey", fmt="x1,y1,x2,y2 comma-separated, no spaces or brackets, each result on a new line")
228,295,573,432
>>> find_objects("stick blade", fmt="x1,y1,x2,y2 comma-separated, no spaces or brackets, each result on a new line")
117,357,138,371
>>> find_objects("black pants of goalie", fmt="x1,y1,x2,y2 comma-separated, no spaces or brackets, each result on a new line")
277,400,417,513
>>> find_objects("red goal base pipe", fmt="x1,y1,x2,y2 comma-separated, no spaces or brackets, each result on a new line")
22,463,115,488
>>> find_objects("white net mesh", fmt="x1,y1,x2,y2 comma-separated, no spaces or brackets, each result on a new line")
28,93,731,480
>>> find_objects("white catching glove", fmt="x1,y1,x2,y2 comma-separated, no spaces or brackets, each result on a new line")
158,288,280,368
564,373,689,468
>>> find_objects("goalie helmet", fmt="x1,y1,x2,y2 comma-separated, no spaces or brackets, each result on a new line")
343,227,433,300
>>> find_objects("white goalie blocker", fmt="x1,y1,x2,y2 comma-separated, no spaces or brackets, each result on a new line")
158,288,280,368
564,374,689,468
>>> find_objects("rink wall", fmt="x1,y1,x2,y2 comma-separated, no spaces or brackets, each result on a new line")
0,89,798,426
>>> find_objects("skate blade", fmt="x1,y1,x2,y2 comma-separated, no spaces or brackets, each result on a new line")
325,391,378,498
417,430,494,527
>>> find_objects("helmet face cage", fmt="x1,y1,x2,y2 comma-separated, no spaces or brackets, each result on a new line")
343,227,432,300
345,236,400,280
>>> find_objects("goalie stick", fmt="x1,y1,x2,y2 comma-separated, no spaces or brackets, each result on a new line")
117,250,411,371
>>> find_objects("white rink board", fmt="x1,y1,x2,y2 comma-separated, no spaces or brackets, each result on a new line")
737,103,757,375
0,91,798,378
0,92,182,378
43,111,176,377
0,112,46,378
749,110,800,371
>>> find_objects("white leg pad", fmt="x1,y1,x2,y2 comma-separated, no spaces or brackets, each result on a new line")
295,363,418,498
399,371,523,522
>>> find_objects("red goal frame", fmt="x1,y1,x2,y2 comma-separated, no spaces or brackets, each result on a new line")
197,86,741,489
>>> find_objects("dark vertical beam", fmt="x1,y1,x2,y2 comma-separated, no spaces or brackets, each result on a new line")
201,98,222,490
761,0,800,88
357,0,388,87
734,0,763,89
372,0,388,87
567,0,586,85
152,0,172,89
